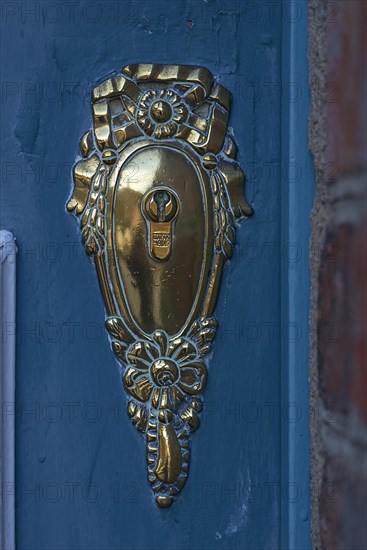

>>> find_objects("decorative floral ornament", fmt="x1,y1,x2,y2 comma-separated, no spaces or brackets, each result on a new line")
136,88,188,139
124,330,207,420
67,64,253,507
120,329,208,507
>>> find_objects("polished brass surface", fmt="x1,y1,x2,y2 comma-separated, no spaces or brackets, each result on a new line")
67,63,252,507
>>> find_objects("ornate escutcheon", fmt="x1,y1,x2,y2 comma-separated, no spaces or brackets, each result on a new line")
67,64,253,507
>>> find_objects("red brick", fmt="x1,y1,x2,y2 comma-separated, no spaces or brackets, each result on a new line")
318,219,367,422
326,1,367,176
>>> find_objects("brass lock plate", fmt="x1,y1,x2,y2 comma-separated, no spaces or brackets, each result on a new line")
67,63,252,507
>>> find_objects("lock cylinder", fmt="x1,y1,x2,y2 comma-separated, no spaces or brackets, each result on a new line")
142,186,179,261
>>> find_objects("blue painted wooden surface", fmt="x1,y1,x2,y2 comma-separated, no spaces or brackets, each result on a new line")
280,3,313,547
0,1,310,548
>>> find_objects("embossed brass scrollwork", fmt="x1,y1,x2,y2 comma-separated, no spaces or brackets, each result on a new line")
67,64,252,507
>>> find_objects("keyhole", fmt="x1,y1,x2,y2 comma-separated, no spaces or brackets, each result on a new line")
154,190,170,221
142,186,180,261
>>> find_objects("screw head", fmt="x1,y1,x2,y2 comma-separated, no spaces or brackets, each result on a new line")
202,153,217,170
102,149,117,165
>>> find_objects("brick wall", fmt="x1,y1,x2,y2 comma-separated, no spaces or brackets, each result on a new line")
309,1,367,549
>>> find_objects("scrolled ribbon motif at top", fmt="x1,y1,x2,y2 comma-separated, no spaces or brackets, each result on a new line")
67,63,252,507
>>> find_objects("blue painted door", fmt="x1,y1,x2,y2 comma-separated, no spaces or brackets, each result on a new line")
1,1,311,548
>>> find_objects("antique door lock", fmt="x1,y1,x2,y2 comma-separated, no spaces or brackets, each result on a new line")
67,64,252,507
